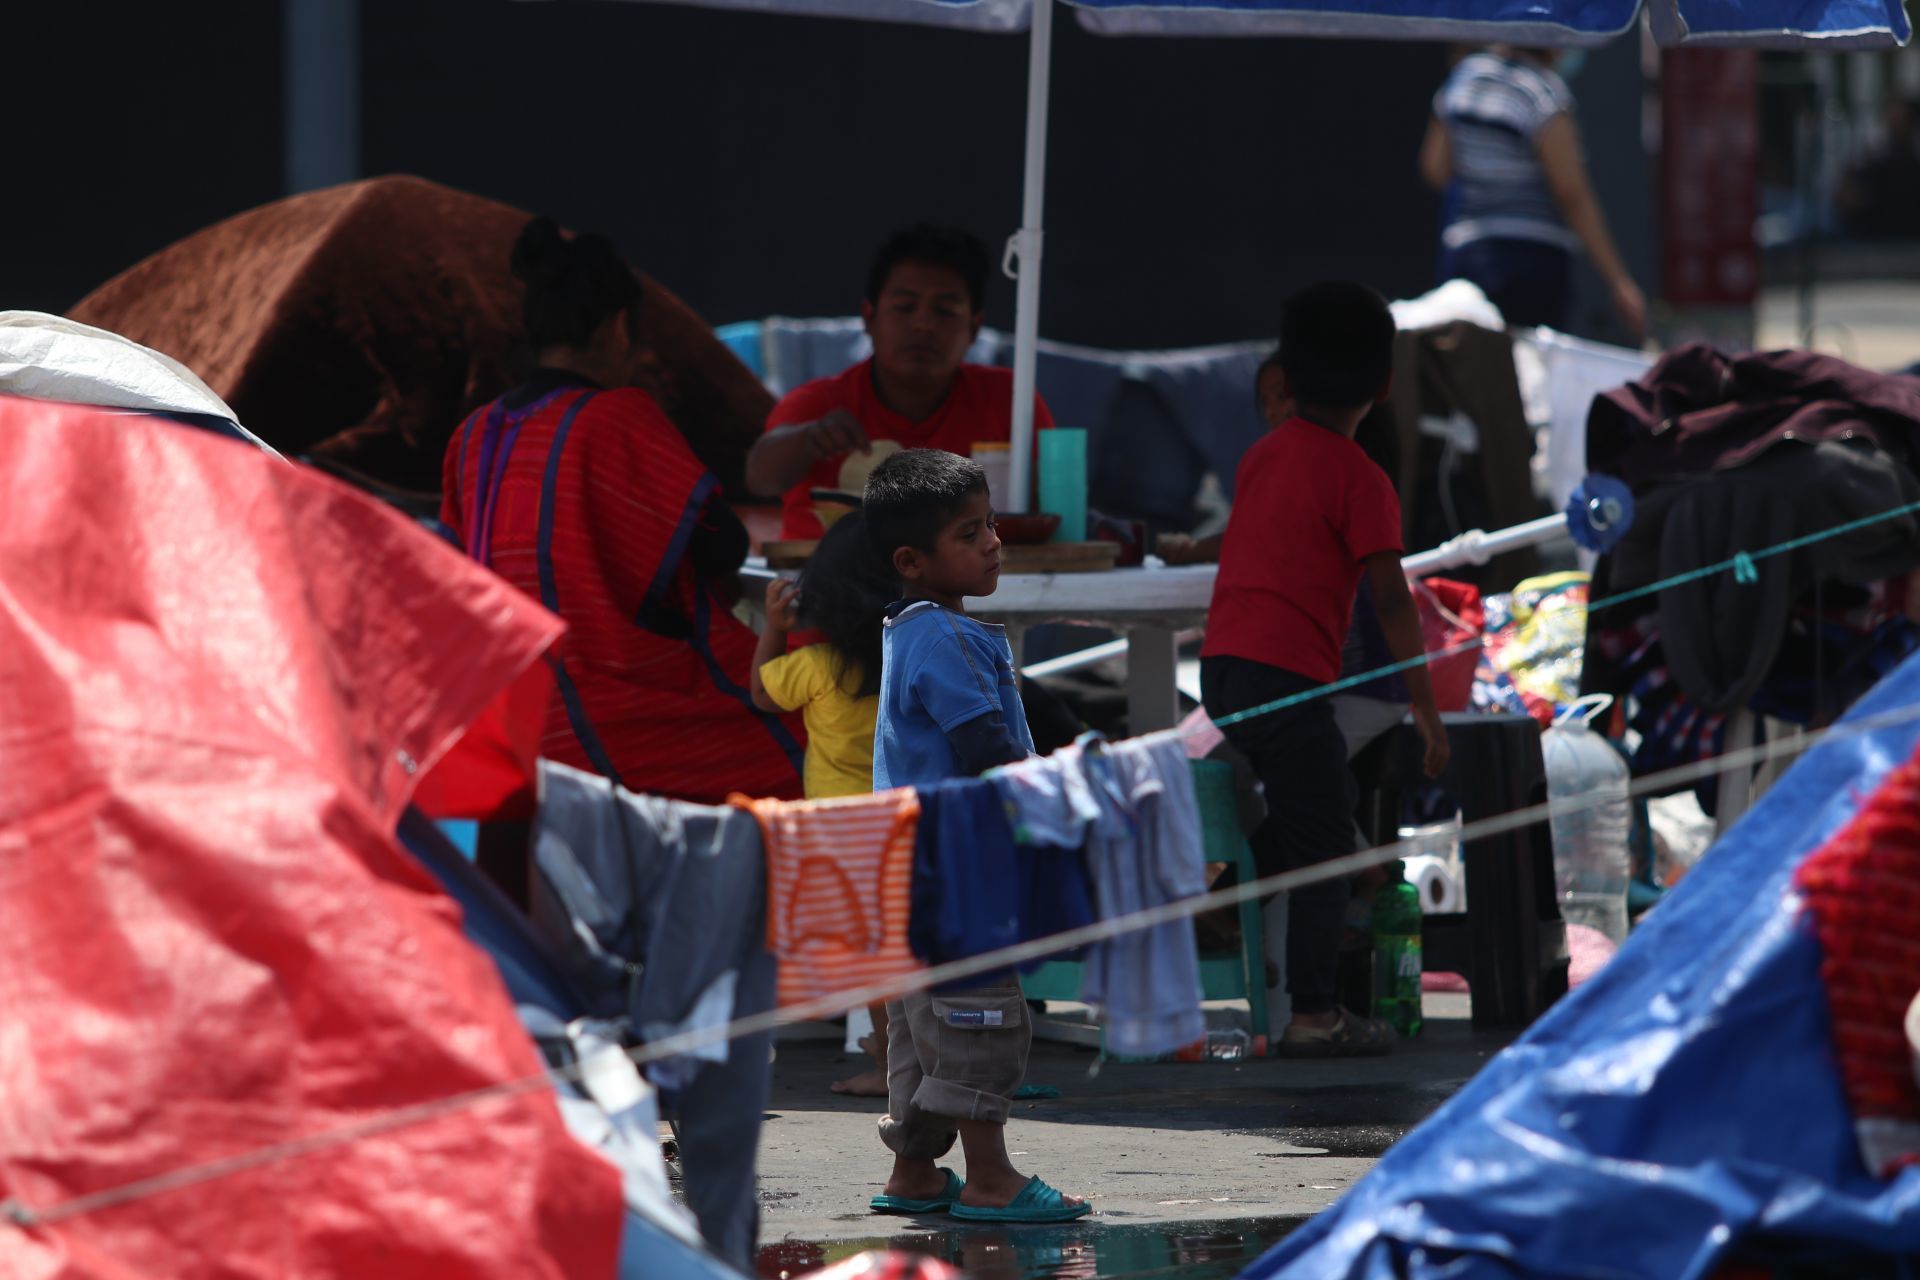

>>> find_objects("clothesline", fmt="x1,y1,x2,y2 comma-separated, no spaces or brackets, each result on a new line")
12,693,1913,1235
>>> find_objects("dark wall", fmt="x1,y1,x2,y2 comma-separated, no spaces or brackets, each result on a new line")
2,3,286,315
359,2,1450,348
1564,36,1658,344
6,2,1654,351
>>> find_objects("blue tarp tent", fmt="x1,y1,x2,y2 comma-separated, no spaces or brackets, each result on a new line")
1243,651,1920,1278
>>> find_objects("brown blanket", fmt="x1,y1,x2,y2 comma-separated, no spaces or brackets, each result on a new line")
69,175,771,494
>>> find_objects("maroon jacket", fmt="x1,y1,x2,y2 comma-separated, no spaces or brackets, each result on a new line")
1587,344,1920,487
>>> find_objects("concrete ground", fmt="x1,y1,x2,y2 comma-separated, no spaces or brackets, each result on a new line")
746,993,1511,1278
1755,280,1920,372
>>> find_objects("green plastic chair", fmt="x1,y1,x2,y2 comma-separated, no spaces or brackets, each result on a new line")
1022,758,1269,1056
1189,758,1270,1043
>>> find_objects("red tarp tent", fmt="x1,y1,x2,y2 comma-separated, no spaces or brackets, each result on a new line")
0,397,624,1278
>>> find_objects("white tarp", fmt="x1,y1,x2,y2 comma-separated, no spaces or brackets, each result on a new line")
1515,325,1656,514
0,311,268,449
569,0,1028,28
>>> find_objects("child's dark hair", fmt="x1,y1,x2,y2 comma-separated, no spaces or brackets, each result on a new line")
798,510,897,699
1275,281,1396,410
863,448,989,558
511,216,643,351
865,224,990,313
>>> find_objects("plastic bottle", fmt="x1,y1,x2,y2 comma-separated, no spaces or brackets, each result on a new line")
1173,1029,1253,1062
1204,1029,1252,1061
1542,695,1633,944
1371,868,1424,1039
970,442,1012,515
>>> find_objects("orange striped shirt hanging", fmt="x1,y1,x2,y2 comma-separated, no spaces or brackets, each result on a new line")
732,789,923,1010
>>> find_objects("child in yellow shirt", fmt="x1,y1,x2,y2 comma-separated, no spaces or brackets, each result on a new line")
750,509,898,1092
751,510,896,797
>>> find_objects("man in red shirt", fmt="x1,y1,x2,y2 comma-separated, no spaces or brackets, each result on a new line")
1200,282,1449,1057
745,225,1054,539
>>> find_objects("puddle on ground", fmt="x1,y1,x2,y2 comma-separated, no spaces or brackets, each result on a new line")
1252,1121,1412,1159
1242,1081,1461,1159
755,1215,1303,1280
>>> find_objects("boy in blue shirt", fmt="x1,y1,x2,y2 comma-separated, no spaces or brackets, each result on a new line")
860,447,1088,1224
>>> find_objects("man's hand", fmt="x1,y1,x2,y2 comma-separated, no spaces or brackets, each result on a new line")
1155,532,1222,566
763,578,800,632
1157,532,1201,565
744,410,872,498
1415,707,1451,780
801,410,870,462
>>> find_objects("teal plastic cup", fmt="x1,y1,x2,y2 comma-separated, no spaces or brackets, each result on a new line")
1038,429,1088,543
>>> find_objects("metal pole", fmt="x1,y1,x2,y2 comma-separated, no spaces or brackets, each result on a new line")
1796,105,1818,345
1005,0,1053,515
1398,513,1575,575
285,0,361,194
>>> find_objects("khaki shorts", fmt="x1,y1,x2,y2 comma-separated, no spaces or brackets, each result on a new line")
876,976,1031,1161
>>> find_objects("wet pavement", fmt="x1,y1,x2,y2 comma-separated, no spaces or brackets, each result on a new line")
755,1215,1304,1279
749,993,1510,1279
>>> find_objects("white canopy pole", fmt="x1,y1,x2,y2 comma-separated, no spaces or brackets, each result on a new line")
1004,0,1054,515
1397,513,1574,575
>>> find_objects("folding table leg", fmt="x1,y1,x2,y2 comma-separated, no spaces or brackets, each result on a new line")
1125,625,1180,734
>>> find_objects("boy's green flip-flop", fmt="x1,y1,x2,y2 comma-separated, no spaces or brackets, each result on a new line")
869,1168,966,1215
948,1177,1090,1224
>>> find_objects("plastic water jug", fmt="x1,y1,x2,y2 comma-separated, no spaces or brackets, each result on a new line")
1542,695,1632,944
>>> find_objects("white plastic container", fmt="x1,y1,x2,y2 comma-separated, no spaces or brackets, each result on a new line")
1542,695,1633,944
1400,814,1468,914
970,442,1012,515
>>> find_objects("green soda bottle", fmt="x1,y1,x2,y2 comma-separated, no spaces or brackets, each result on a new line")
1371,864,1424,1039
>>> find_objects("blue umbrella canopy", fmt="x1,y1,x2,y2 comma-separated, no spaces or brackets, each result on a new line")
1071,0,1909,47
595,0,1905,510
620,0,1909,53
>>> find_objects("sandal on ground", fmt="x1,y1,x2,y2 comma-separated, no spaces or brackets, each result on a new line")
1279,1007,1396,1058
949,1176,1090,1224
870,1168,965,1215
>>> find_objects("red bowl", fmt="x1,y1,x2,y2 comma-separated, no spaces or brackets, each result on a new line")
995,512,1062,545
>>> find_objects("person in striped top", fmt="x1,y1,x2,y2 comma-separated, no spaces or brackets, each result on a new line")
1421,46,1647,342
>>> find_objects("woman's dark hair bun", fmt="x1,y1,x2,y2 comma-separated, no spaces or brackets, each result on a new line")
510,215,643,352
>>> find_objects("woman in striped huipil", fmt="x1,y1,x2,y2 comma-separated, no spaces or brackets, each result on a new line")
442,217,803,803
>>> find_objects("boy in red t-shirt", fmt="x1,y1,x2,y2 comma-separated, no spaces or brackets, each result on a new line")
1199,281,1450,1057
